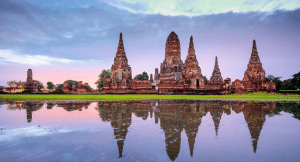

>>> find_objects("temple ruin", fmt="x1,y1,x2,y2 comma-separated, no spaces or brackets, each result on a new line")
101,33,156,94
23,69,39,93
232,40,276,93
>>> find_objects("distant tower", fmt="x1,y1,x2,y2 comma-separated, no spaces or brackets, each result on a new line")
210,56,223,83
27,69,33,82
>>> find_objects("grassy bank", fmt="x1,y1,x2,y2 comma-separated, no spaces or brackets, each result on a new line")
0,92,299,102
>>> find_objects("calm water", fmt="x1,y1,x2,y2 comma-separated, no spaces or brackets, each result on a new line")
0,100,300,162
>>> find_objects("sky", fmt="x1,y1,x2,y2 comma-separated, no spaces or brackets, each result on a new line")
1,0,300,89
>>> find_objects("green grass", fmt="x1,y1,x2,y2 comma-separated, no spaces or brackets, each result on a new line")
0,92,299,102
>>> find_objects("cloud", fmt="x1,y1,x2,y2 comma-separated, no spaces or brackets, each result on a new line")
0,126,75,141
103,0,300,16
0,50,100,66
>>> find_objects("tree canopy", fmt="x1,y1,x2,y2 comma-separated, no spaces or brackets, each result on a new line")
6,80,26,88
47,81,55,90
95,69,111,89
267,71,300,90
134,72,149,80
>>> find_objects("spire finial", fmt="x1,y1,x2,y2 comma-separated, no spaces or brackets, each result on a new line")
117,33,125,56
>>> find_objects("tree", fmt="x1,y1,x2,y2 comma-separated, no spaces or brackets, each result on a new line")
291,71,300,90
267,75,283,90
134,71,149,80
47,82,54,90
281,79,296,90
35,81,44,92
6,80,26,88
65,80,79,89
203,76,207,81
95,69,111,89
7,80,17,88
55,84,64,91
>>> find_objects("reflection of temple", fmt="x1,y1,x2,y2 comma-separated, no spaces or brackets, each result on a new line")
93,100,279,160
242,102,276,153
21,101,44,123
209,105,224,136
155,100,207,160
98,102,133,158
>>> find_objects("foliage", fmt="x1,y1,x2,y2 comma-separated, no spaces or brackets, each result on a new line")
203,76,207,81
55,84,64,91
0,86,4,90
47,82,55,90
65,80,78,89
6,80,26,88
291,71,300,90
270,102,300,121
281,79,296,90
87,85,93,91
267,75,282,90
95,69,111,89
134,71,149,80
267,72,299,90
36,81,44,92
47,103,55,109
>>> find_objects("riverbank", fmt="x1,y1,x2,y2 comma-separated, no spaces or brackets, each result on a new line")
0,92,299,102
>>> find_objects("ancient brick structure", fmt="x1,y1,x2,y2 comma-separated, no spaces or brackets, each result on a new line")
101,33,156,94
210,56,223,84
23,69,39,93
157,32,185,94
62,81,90,94
233,40,276,93
182,36,205,89
153,68,160,86
159,31,184,82
157,32,225,94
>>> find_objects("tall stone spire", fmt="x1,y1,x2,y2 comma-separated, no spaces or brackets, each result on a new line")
165,31,181,64
116,33,126,57
187,36,195,58
243,39,265,82
183,35,203,82
210,56,223,83
27,69,33,82
111,33,132,83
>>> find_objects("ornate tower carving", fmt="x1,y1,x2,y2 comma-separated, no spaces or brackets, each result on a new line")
243,40,266,82
210,56,223,83
110,33,132,86
159,31,184,81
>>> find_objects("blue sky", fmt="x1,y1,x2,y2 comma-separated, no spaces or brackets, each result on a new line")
1,0,299,89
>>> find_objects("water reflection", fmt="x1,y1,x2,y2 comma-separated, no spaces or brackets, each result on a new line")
2,100,300,161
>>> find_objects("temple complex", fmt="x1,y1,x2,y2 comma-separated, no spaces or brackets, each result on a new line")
232,40,276,93
156,31,228,94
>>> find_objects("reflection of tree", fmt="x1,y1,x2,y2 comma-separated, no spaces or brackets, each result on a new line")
56,102,90,111
242,103,276,153
271,102,300,120
46,103,55,110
